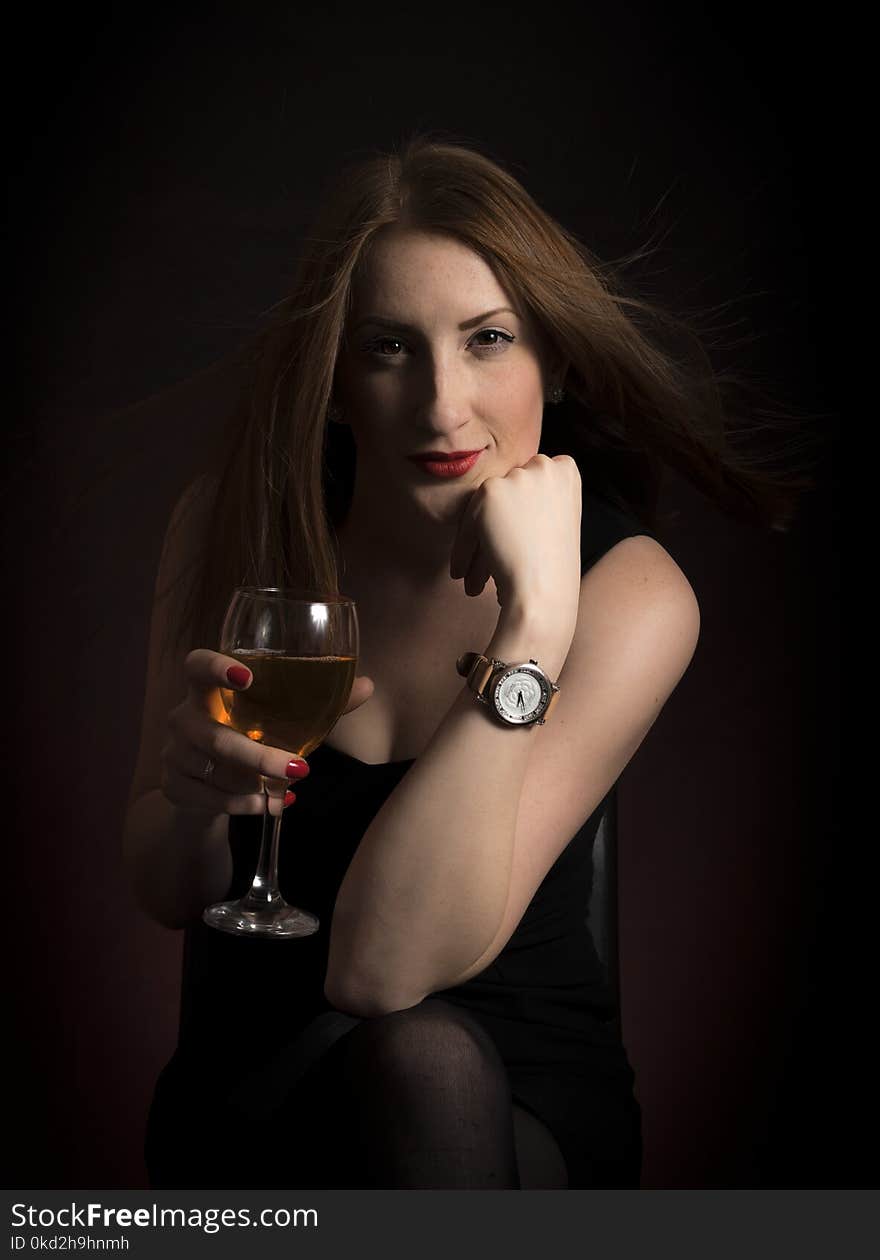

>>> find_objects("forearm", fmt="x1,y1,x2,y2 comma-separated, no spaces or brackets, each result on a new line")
122,789,232,930
325,601,575,1015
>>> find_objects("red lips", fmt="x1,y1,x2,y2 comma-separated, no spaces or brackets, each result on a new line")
408,449,486,479
410,450,484,460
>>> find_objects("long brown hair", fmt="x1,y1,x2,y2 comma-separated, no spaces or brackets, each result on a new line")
166,130,825,655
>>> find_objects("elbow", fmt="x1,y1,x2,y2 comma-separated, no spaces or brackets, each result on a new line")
323,972,425,1020
323,987,392,1019
128,881,189,932
324,910,427,1017
121,853,191,933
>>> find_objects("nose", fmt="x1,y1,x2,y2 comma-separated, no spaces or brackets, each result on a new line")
412,355,474,441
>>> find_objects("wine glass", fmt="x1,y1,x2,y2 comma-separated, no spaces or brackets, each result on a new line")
202,587,359,939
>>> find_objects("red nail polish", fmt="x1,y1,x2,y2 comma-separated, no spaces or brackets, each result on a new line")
285,759,310,779
226,664,251,688
284,790,296,808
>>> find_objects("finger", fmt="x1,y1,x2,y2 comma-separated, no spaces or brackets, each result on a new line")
463,545,493,598
449,493,482,581
161,767,265,816
164,743,290,814
185,648,253,713
550,453,582,500
170,705,310,783
169,736,264,796
343,675,375,714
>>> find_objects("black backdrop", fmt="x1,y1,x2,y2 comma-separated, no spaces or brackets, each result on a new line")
6,3,855,1189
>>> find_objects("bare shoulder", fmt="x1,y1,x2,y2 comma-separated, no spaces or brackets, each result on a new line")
155,472,221,587
582,531,698,599
557,532,701,768
577,533,700,657
125,472,221,812
168,471,220,539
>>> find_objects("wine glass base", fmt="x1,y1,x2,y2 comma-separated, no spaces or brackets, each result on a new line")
202,899,320,939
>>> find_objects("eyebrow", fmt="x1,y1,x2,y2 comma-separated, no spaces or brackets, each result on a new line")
352,307,520,334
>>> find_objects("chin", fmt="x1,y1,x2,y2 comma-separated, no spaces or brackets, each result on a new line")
414,487,472,526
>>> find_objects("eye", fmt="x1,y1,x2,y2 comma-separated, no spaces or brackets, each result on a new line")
470,329,516,354
365,336,407,357
361,329,516,360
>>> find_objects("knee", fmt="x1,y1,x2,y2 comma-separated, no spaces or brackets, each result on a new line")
337,997,509,1096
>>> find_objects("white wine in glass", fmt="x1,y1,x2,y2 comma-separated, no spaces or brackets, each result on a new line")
202,587,359,939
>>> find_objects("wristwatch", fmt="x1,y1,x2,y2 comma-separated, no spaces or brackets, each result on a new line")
456,652,561,727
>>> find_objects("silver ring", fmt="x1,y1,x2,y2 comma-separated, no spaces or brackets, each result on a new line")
202,757,216,785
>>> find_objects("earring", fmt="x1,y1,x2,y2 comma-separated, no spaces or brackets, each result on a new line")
546,383,565,405
327,401,345,424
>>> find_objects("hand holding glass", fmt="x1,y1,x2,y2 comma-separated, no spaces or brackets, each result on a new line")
202,588,359,939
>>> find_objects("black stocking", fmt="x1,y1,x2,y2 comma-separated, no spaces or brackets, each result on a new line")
279,998,522,1190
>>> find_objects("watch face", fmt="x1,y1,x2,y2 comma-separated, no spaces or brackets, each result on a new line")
493,666,550,724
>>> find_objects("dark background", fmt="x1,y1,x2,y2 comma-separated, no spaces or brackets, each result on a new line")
6,3,856,1188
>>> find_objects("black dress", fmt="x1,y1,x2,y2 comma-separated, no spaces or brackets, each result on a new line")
144,488,658,1190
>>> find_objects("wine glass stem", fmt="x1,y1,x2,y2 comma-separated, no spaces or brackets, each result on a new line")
239,778,285,911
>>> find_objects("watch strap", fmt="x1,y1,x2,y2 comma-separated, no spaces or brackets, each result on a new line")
455,651,498,701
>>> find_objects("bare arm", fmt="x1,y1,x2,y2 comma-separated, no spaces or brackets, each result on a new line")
121,475,373,932
325,600,573,1015
121,474,233,930
123,790,232,930
325,535,700,1017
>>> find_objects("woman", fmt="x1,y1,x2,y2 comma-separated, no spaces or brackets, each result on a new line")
123,134,816,1189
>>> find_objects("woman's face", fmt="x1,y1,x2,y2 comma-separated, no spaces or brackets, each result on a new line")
335,227,553,526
